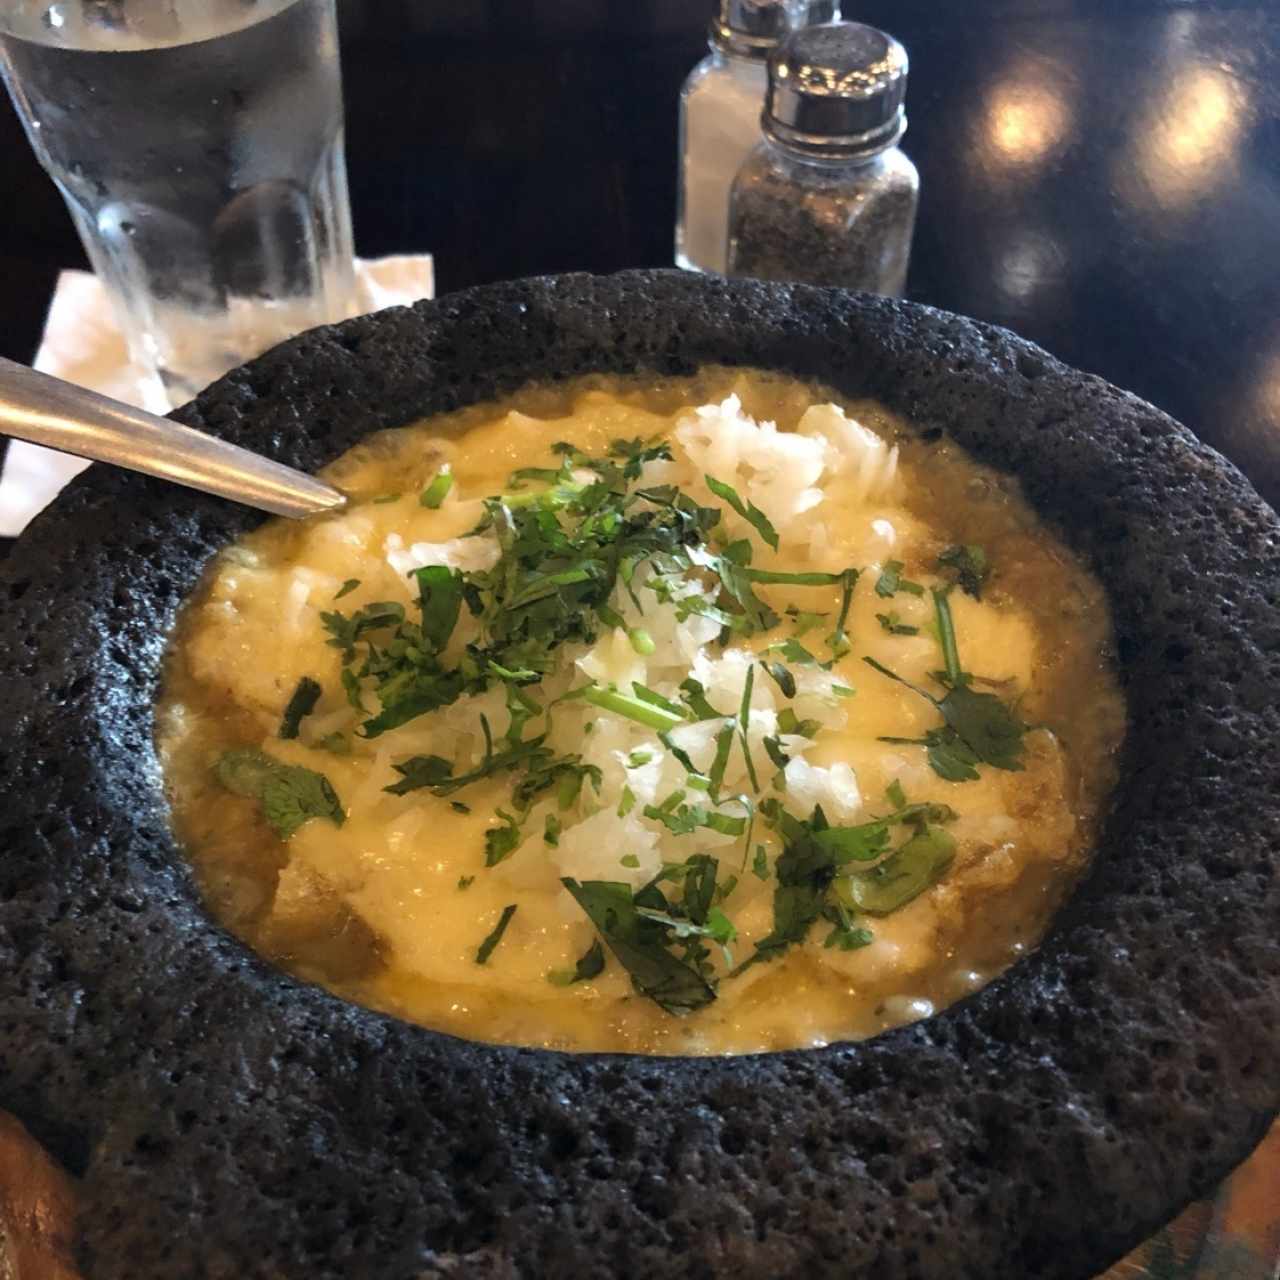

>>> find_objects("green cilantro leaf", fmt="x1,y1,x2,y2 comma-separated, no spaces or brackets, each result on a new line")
476,904,518,964
876,611,919,636
547,938,606,986
821,900,875,951
761,660,796,699
384,754,454,794
864,590,1027,781
705,474,780,551
411,566,462,654
937,544,989,599
216,748,344,839
679,678,731,721
278,676,322,740
875,560,925,598
320,601,405,661
340,668,365,713
561,878,716,1015
484,810,525,866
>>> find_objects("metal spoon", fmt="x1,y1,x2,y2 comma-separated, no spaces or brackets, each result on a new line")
0,357,347,519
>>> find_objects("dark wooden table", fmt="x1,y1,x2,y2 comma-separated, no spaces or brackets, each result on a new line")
1,0,1279,513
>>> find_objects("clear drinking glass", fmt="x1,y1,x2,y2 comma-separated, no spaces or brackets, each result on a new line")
0,0,356,407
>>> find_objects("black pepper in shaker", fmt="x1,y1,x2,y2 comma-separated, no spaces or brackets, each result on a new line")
727,21,919,295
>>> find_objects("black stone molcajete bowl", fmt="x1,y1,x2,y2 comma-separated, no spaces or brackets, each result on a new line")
1,271,1277,1280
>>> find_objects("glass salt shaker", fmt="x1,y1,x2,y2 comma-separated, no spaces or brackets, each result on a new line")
727,22,919,296
676,0,837,276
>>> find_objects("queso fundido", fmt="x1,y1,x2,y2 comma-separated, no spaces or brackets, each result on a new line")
158,368,1125,1054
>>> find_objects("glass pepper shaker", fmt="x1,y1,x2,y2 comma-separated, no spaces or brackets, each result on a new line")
727,22,919,295
676,0,837,276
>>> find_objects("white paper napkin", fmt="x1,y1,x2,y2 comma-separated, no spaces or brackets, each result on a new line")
0,253,435,537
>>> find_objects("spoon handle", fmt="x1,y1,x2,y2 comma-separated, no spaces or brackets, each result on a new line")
0,357,346,520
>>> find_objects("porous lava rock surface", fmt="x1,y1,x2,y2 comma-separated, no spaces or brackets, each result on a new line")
0,271,1277,1280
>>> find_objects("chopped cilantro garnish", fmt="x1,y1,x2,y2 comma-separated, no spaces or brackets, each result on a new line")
580,684,685,733
412,565,463,654
561,878,716,1015
320,600,405,662
451,801,471,814
627,750,653,768
787,608,827,636
705,474,779,551
475,904,518,964
706,723,735,800
763,734,790,771
547,938,606,986
544,814,562,847
631,683,685,717
937,544,989,599
740,567,846,587
679,678,730,721
713,873,739,904
340,668,365,713
457,875,475,890
737,666,760,793
385,754,454,793
420,465,453,509
618,786,636,817
761,660,796,699
835,826,956,915
333,578,360,600
278,676,322,739
216,748,344,839
730,794,958,974
620,853,640,868
777,707,821,738
485,810,525,866
318,731,349,755
822,900,874,951
829,568,858,658
764,637,823,667
865,589,1027,781
752,844,770,880
875,560,925,598
876,610,919,636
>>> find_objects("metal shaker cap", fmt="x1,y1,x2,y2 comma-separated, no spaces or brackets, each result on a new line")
764,22,909,159
711,0,837,59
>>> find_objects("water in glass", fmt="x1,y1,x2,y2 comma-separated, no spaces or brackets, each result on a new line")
0,0,356,405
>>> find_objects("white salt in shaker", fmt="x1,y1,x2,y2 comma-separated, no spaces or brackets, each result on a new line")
676,0,838,275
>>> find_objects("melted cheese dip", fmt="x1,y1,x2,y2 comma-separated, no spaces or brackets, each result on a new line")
158,369,1125,1055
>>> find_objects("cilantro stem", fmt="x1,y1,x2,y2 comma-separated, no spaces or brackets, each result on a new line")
862,655,940,706
933,588,962,686
475,904,518,964
581,686,686,733
741,568,845,586
738,666,760,793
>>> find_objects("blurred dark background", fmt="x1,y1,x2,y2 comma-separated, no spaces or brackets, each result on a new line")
1,0,1278,507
